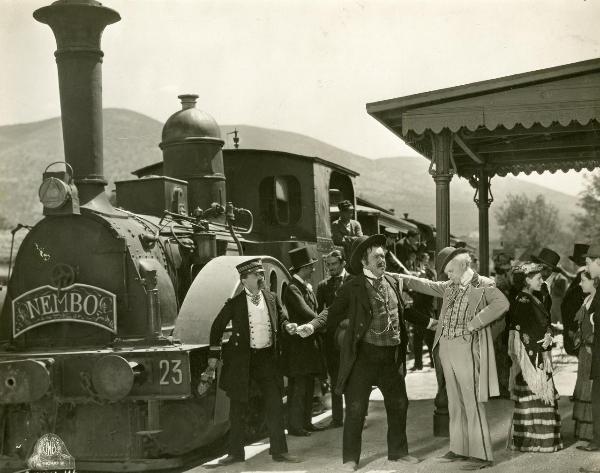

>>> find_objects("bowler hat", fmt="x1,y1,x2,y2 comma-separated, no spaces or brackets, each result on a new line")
583,243,600,260
569,243,590,266
454,240,467,249
406,229,419,238
531,247,560,271
349,234,387,275
288,247,317,272
437,246,469,274
337,200,354,212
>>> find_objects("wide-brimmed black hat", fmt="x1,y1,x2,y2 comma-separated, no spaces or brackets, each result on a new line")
436,246,469,274
288,247,318,272
349,234,387,274
569,243,590,266
531,247,560,271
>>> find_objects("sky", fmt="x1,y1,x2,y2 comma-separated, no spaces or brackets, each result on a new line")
2,0,600,196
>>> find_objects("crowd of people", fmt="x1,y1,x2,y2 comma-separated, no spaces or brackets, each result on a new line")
202,201,599,470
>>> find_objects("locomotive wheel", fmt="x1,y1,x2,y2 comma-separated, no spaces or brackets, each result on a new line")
174,256,290,345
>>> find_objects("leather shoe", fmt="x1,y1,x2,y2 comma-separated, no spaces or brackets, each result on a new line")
340,461,359,471
217,454,243,466
272,453,302,463
577,444,600,452
409,365,423,371
392,454,421,464
305,423,326,432
439,451,469,462
327,419,343,428
288,428,311,437
460,458,493,470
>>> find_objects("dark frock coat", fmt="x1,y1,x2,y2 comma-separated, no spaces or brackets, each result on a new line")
282,278,325,377
209,289,288,401
321,273,431,395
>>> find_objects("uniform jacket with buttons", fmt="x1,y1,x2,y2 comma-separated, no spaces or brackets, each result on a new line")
313,272,431,395
209,289,288,401
282,277,325,376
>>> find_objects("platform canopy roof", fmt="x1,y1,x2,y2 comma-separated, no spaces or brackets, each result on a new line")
367,58,600,180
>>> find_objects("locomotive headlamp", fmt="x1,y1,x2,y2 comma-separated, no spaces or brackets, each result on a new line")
92,355,144,401
0,359,53,404
39,162,80,216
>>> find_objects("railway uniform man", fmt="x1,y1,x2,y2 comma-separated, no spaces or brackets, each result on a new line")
300,235,438,470
399,247,510,470
206,258,301,465
331,200,363,256
316,249,352,428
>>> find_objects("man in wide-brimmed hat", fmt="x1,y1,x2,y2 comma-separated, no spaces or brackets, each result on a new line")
300,234,438,470
531,247,568,325
207,258,301,465
331,200,363,249
283,247,327,436
561,243,590,356
398,246,509,470
579,244,600,452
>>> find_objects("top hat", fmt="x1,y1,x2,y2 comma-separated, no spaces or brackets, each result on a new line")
531,247,560,271
569,243,590,266
235,258,264,276
583,243,600,260
349,234,387,274
337,200,354,212
288,247,318,272
437,246,469,274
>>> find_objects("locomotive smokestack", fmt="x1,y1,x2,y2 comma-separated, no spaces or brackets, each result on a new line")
34,0,120,210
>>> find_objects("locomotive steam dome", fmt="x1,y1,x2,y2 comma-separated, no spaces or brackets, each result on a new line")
160,94,227,212
160,94,222,145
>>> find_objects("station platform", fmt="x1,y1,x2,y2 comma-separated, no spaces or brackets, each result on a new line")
193,349,600,473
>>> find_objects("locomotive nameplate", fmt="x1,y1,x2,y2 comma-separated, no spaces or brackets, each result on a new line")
12,284,117,338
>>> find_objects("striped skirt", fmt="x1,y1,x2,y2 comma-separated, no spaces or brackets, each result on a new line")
509,373,563,452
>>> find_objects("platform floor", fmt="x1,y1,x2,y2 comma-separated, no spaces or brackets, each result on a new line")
192,349,600,473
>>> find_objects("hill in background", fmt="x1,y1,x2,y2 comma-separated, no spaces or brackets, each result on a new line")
0,109,580,252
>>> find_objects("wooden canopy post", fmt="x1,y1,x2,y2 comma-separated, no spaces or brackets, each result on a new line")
428,129,453,437
473,169,493,276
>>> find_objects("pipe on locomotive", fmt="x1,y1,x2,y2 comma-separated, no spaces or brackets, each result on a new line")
33,0,120,212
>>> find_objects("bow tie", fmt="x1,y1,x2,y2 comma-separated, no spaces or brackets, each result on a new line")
247,292,261,306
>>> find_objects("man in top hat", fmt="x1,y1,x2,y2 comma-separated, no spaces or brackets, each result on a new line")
331,200,363,250
580,244,600,452
561,243,590,356
207,258,301,465
532,247,569,325
397,246,509,470
316,249,352,428
283,246,327,436
299,235,438,470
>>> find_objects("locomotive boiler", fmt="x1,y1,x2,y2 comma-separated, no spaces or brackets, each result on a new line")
0,1,361,470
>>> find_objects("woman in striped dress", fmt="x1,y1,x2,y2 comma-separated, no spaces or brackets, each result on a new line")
573,270,596,441
507,262,563,452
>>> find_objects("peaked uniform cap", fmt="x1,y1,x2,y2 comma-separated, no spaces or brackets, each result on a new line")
236,258,264,276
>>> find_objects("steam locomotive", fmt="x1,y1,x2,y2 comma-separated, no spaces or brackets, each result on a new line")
0,1,365,470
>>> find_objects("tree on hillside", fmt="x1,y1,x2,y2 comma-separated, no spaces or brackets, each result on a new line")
495,193,569,258
574,172,600,241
